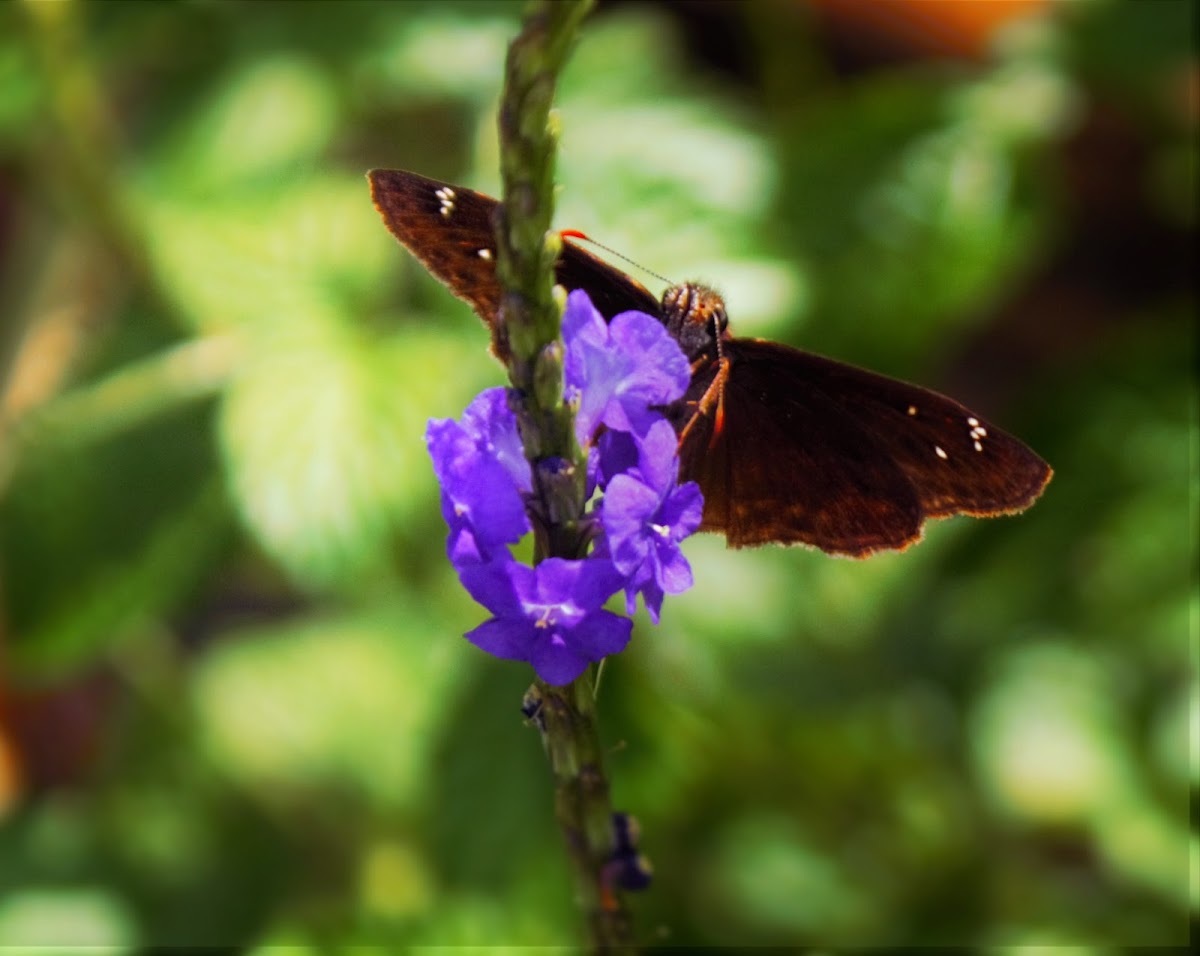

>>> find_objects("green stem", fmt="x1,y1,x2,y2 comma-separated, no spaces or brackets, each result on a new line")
494,1,635,950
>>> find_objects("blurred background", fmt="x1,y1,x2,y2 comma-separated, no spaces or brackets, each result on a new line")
0,0,1193,948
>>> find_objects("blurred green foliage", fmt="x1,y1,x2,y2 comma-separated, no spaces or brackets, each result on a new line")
0,0,1193,949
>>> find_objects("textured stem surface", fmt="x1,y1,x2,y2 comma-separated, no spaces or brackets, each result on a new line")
494,1,635,950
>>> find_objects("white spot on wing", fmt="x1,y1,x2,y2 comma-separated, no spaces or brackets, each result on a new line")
935,445,948,460
967,417,988,450
478,248,493,260
907,405,918,416
435,186,457,218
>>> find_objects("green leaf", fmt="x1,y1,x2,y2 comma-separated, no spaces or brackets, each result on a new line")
219,314,492,589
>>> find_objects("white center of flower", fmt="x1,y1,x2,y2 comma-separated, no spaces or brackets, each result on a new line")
650,522,670,539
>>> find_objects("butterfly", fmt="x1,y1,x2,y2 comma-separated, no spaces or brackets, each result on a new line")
368,168,1052,556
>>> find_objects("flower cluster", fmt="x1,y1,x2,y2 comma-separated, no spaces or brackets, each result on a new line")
426,290,704,685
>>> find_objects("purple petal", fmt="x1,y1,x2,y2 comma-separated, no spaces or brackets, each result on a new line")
530,609,633,685
563,292,614,447
603,474,660,529
572,349,623,445
655,544,693,594
633,419,680,493
426,418,474,485
530,633,591,686
632,576,665,624
584,443,601,497
571,609,634,658
531,557,586,603
596,430,640,487
601,475,660,572
607,311,691,404
464,617,536,661
459,459,530,545
562,288,607,354
462,388,531,492
446,523,486,565
426,418,530,548
563,293,691,447
661,482,705,540
458,558,529,618
534,557,623,613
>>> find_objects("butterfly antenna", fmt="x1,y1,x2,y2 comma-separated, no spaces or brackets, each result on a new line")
560,229,673,287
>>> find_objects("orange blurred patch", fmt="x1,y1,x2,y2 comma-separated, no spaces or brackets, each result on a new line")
810,0,1050,60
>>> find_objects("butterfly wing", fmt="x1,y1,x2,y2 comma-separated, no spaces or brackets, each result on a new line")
679,338,1052,555
368,169,659,359
369,169,504,328
369,169,1052,556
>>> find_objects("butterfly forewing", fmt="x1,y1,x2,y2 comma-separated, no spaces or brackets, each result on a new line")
368,168,1052,556
679,342,925,554
369,169,504,335
680,339,1050,554
368,169,659,359
784,343,1053,519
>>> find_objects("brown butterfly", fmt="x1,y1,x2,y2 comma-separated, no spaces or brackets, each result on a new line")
368,168,1052,556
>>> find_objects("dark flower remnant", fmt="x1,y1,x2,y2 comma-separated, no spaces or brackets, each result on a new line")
426,290,704,684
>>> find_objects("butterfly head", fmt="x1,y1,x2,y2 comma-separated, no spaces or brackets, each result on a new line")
661,283,728,360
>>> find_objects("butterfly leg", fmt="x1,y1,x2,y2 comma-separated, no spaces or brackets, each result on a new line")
677,356,731,451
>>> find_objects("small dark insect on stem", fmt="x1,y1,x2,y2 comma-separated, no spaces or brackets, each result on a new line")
493,0,636,950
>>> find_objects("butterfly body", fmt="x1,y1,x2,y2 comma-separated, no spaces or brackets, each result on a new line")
369,168,1051,556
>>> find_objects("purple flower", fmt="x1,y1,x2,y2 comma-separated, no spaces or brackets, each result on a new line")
459,557,632,685
426,389,531,561
596,429,640,487
563,290,691,446
601,420,703,623
427,290,703,683
461,388,531,493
